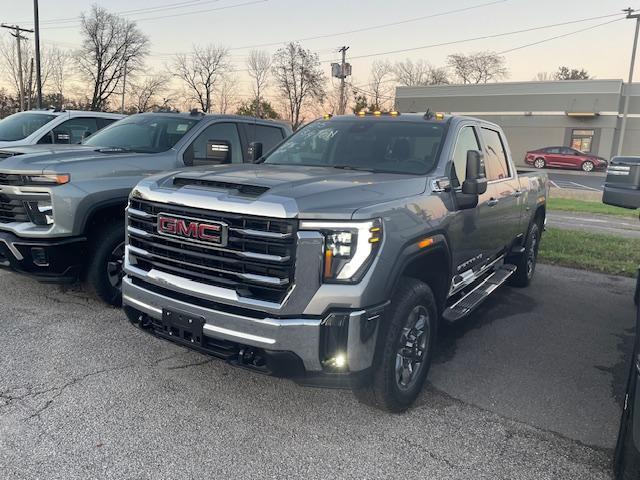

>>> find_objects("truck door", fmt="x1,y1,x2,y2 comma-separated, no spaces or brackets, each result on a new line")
479,126,521,251
447,123,497,275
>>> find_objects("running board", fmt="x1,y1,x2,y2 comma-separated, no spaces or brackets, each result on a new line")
442,264,517,323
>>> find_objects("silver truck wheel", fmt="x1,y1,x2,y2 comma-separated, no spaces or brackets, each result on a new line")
353,278,437,412
106,242,125,289
86,221,125,306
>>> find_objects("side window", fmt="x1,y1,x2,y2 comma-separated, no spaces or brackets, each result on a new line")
547,147,560,154
481,128,510,181
187,122,242,165
39,117,99,144
451,126,481,187
246,124,285,153
97,118,118,129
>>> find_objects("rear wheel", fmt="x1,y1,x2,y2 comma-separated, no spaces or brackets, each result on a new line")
86,221,125,306
533,157,546,169
353,278,438,412
509,221,541,288
582,160,594,172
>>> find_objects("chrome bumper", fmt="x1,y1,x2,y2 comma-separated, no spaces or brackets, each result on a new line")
122,276,383,373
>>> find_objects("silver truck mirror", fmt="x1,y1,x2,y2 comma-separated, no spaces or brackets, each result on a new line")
462,150,487,195
247,142,263,163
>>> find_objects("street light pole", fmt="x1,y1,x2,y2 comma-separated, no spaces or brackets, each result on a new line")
618,8,640,157
33,0,43,109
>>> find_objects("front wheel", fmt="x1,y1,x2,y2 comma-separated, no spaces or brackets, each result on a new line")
533,157,546,169
353,278,438,412
582,160,594,172
86,221,125,306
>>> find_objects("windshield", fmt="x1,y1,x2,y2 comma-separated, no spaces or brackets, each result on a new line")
83,115,200,153
0,112,56,141
263,119,447,174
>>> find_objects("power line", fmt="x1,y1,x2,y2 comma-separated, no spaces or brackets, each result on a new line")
39,0,268,30
348,16,625,101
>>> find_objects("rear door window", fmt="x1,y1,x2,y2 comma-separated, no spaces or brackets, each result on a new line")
481,127,510,181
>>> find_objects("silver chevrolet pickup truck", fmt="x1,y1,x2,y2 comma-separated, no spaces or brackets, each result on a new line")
123,112,548,411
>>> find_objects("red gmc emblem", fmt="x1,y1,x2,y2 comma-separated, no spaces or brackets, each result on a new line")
157,214,227,246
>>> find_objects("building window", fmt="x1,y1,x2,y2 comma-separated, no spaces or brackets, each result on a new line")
570,129,595,153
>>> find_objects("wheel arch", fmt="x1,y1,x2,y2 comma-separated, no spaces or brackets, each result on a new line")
388,234,452,315
80,198,128,236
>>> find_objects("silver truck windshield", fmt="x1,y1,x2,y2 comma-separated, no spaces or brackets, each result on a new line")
83,115,200,153
264,119,447,174
0,112,56,141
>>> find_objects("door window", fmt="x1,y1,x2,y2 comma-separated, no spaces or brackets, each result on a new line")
570,129,594,153
187,122,242,165
545,147,561,154
481,128,510,181
451,126,481,187
97,118,118,130
246,124,285,153
39,117,99,144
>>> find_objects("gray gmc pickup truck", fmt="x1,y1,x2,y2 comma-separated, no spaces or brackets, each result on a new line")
122,112,547,411
0,112,291,305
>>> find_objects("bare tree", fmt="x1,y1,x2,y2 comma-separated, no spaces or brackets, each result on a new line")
75,5,149,111
49,47,69,107
246,49,271,117
533,71,553,81
272,42,325,130
129,74,169,112
173,44,229,113
447,51,508,84
368,60,393,110
393,59,449,86
554,66,590,80
214,73,239,114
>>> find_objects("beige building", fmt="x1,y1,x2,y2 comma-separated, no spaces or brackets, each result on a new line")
395,80,639,166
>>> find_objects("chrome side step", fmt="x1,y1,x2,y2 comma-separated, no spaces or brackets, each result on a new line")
442,264,517,323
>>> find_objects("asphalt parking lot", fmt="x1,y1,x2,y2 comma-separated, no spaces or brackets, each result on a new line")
0,264,635,479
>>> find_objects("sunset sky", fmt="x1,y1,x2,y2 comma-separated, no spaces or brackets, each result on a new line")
0,0,636,106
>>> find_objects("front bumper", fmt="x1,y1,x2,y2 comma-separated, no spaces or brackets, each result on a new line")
0,230,86,283
122,275,385,384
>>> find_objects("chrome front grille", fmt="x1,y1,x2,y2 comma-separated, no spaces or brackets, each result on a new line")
126,198,297,303
0,194,28,223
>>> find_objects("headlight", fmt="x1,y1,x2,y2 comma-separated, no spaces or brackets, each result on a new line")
22,174,70,185
300,219,382,282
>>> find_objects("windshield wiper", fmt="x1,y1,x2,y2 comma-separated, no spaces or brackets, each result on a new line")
96,146,132,153
331,165,378,172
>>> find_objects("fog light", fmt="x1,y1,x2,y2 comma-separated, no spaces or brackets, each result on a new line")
31,247,48,266
333,353,346,368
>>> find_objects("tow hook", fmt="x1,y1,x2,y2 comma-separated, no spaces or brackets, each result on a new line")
238,347,266,368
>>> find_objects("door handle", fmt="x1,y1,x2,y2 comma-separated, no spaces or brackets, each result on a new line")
513,190,523,198
486,198,499,207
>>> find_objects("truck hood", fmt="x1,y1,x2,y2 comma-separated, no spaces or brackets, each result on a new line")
0,145,153,174
144,163,428,219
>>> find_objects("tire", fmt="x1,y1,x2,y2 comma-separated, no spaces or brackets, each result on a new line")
509,221,541,288
533,157,546,169
86,221,125,306
582,160,594,172
353,278,438,412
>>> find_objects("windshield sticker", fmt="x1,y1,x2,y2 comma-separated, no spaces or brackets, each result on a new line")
176,124,189,133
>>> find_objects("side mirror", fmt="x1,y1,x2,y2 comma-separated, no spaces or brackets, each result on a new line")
206,140,232,163
247,142,263,163
54,129,71,144
461,150,487,195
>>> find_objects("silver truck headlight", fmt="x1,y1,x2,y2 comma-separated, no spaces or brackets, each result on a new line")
300,219,382,282
22,173,70,185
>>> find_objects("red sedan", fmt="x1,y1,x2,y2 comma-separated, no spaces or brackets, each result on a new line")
525,146,608,172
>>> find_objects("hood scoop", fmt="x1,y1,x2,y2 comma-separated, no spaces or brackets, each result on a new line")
173,176,270,197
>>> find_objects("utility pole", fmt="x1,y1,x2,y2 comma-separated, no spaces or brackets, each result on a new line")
33,0,43,109
1,24,34,111
27,58,34,110
121,60,128,114
619,7,640,157
332,46,351,115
